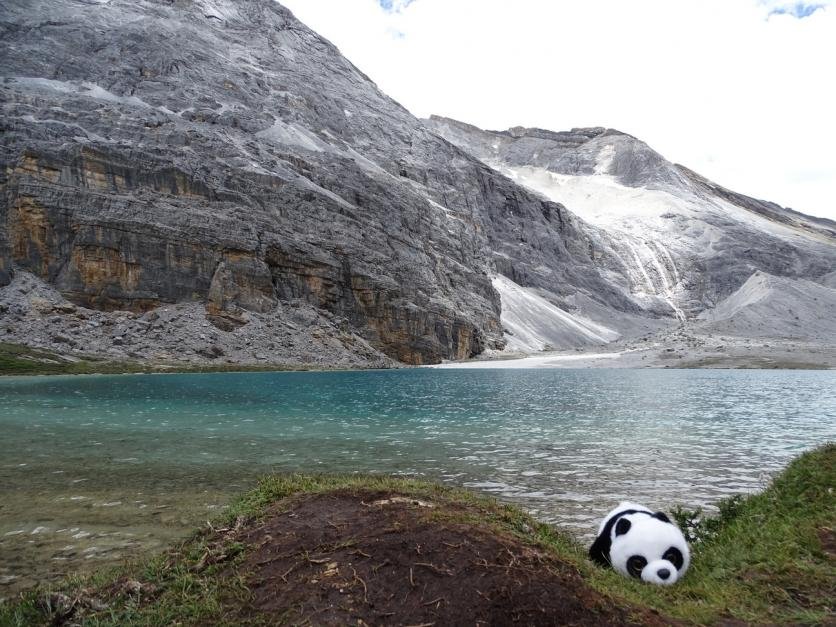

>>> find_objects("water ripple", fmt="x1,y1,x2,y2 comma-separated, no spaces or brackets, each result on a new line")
0,369,834,593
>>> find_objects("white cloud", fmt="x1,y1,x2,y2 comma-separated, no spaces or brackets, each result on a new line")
281,0,836,221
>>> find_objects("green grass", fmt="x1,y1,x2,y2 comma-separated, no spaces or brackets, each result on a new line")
1,445,833,625
0,342,373,377
638,441,835,624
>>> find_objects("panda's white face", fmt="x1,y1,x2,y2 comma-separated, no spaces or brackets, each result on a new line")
609,512,690,585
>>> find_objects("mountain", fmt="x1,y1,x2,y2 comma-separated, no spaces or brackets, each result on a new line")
0,0,639,366
1,1,833,368
427,116,836,354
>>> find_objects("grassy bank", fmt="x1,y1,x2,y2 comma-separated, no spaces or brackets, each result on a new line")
1,445,832,625
616,442,835,623
0,342,371,376
0,342,150,376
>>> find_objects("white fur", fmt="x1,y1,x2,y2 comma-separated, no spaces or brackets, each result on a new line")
599,502,690,585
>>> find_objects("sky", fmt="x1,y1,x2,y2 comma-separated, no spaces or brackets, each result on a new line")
280,0,835,222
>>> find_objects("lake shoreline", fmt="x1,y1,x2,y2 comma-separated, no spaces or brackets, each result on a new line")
433,335,836,370
2,445,833,625
3,338,835,377
0,342,401,377
3,368,833,604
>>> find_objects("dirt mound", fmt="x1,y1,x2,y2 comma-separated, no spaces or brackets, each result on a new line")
230,490,671,625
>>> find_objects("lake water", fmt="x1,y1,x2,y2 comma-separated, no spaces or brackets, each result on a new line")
1,368,834,596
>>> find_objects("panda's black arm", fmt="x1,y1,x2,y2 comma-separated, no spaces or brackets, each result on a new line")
588,534,611,566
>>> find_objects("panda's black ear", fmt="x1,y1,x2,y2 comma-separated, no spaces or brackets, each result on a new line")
615,518,632,536
652,512,671,523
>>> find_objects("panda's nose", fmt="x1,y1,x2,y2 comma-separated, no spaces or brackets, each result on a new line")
657,568,671,580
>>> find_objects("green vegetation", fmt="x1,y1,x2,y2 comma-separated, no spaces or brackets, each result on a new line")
0,342,364,376
611,442,835,624
1,445,833,625
0,342,153,376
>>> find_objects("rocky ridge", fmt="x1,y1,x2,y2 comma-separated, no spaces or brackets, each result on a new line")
427,115,836,354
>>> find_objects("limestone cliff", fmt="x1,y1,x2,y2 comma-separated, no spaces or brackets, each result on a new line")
1,0,632,364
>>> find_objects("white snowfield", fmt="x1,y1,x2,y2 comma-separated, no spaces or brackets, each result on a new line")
499,162,830,249
494,162,836,322
430,351,625,369
496,164,693,319
490,155,835,348
491,274,620,352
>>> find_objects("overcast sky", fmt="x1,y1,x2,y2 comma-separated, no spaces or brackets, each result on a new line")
281,0,835,221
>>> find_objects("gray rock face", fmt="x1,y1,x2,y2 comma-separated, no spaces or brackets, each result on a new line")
427,115,836,336
4,1,830,365
1,0,640,364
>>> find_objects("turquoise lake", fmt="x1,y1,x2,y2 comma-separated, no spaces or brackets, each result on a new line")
1,368,835,595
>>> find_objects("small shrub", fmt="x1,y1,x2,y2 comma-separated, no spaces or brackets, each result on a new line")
671,494,745,544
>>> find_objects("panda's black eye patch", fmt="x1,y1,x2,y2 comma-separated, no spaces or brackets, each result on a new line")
626,555,647,578
663,547,684,570
615,518,632,536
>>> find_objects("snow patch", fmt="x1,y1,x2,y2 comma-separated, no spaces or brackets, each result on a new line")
492,274,620,352
594,144,615,175
256,119,325,152
11,78,151,109
496,163,832,251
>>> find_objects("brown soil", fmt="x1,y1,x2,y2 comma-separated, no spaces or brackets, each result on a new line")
227,490,674,626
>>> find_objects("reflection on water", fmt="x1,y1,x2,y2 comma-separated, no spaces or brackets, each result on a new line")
1,368,834,596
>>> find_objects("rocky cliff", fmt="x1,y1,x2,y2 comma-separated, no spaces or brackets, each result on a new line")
0,0,646,365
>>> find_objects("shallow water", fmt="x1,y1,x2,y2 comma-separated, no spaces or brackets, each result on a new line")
1,368,834,596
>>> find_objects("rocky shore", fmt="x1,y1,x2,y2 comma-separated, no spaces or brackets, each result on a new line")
6,268,835,373
0,271,394,371
435,328,836,370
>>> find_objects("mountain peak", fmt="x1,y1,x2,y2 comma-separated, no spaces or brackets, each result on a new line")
426,115,680,189
426,113,836,340
502,125,627,142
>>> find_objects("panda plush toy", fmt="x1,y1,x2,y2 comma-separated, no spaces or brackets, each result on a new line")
589,501,690,585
